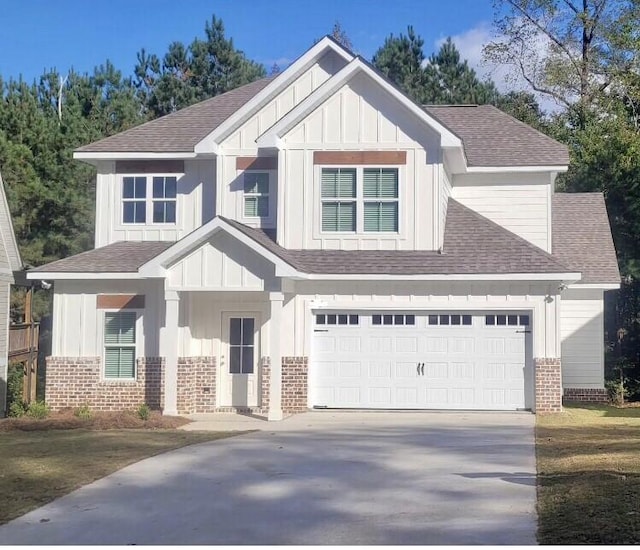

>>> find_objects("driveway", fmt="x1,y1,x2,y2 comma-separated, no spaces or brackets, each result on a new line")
0,412,537,545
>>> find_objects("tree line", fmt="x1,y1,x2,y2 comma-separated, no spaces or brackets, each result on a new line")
1,2,640,397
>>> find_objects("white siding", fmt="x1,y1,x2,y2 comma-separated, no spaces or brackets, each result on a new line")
222,50,348,153
95,159,215,247
560,288,605,388
167,232,275,291
451,173,552,252
279,73,441,251
51,279,164,358
440,167,452,249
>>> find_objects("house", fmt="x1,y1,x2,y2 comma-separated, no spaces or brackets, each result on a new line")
27,37,620,418
0,171,24,416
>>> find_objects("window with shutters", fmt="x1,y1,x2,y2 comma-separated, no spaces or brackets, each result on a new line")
321,168,357,231
103,311,137,379
320,167,399,233
243,172,270,218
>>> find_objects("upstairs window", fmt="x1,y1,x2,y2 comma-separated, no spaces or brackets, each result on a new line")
152,176,177,223
321,168,356,231
320,167,399,233
122,175,177,225
244,172,270,218
363,168,399,232
123,177,147,223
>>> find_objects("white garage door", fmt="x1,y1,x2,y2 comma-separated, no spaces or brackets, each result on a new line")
311,312,531,411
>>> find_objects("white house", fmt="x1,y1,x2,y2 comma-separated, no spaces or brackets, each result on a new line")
28,37,620,418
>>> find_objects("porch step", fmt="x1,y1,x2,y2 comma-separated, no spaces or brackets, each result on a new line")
213,407,266,415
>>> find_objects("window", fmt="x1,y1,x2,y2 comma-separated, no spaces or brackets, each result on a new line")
321,168,356,231
363,169,399,232
152,176,177,223
320,167,399,233
104,312,136,379
485,314,530,327
244,172,270,218
229,318,255,374
122,175,178,225
428,314,472,326
123,177,147,223
316,314,359,326
372,314,415,326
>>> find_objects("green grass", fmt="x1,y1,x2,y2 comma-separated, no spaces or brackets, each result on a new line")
0,429,238,525
537,404,640,544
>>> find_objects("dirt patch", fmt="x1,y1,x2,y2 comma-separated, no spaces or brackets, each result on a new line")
0,409,191,432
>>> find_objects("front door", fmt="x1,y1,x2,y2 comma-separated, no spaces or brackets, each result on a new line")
220,313,259,407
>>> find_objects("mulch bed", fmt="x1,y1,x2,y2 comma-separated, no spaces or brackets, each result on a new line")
0,409,191,432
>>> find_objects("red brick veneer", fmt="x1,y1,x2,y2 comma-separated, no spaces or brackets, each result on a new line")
563,387,608,404
45,356,164,411
261,356,308,415
177,357,216,414
535,358,563,413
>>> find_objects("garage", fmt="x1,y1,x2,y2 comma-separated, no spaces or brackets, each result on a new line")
311,312,532,411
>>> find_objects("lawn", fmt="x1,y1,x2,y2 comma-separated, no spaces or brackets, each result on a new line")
536,404,640,544
0,428,238,525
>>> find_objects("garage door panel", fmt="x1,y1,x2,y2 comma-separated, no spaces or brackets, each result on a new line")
312,312,529,410
396,387,418,406
369,361,392,378
425,362,448,379
369,336,392,353
426,337,447,353
396,362,419,378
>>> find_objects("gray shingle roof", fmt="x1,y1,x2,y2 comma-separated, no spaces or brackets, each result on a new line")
76,77,275,153
29,241,173,272
423,104,570,167
552,193,620,284
223,200,572,275
35,199,601,278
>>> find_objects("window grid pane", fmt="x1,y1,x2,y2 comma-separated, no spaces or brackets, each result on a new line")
363,168,398,198
322,201,355,232
364,201,398,232
321,168,356,198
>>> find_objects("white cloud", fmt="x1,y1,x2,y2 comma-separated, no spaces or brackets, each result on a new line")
434,23,562,113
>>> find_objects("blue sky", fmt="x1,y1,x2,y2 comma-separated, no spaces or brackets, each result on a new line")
0,0,498,82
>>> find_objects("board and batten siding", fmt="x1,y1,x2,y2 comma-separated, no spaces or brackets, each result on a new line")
167,232,275,291
221,50,348,154
451,173,552,252
51,280,164,358
560,288,605,388
95,159,215,248
279,72,442,251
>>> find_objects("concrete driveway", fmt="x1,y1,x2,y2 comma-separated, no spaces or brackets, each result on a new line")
0,411,537,545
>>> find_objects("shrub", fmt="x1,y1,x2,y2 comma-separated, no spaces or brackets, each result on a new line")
606,379,626,406
26,400,50,419
8,401,26,418
6,363,24,416
74,404,93,420
136,403,151,421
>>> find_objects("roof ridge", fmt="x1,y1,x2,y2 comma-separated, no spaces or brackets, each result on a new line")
445,198,573,272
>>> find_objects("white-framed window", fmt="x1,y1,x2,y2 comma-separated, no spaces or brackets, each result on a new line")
103,311,137,379
320,167,399,233
243,172,270,218
122,175,178,225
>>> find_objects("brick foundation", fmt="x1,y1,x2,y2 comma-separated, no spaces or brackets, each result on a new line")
45,356,164,411
177,357,216,414
535,358,562,413
261,356,308,415
563,387,608,404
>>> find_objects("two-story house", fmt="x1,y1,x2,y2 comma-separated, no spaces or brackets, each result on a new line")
28,37,619,418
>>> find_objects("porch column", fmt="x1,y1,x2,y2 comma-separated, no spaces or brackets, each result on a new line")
268,291,284,421
161,290,180,416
